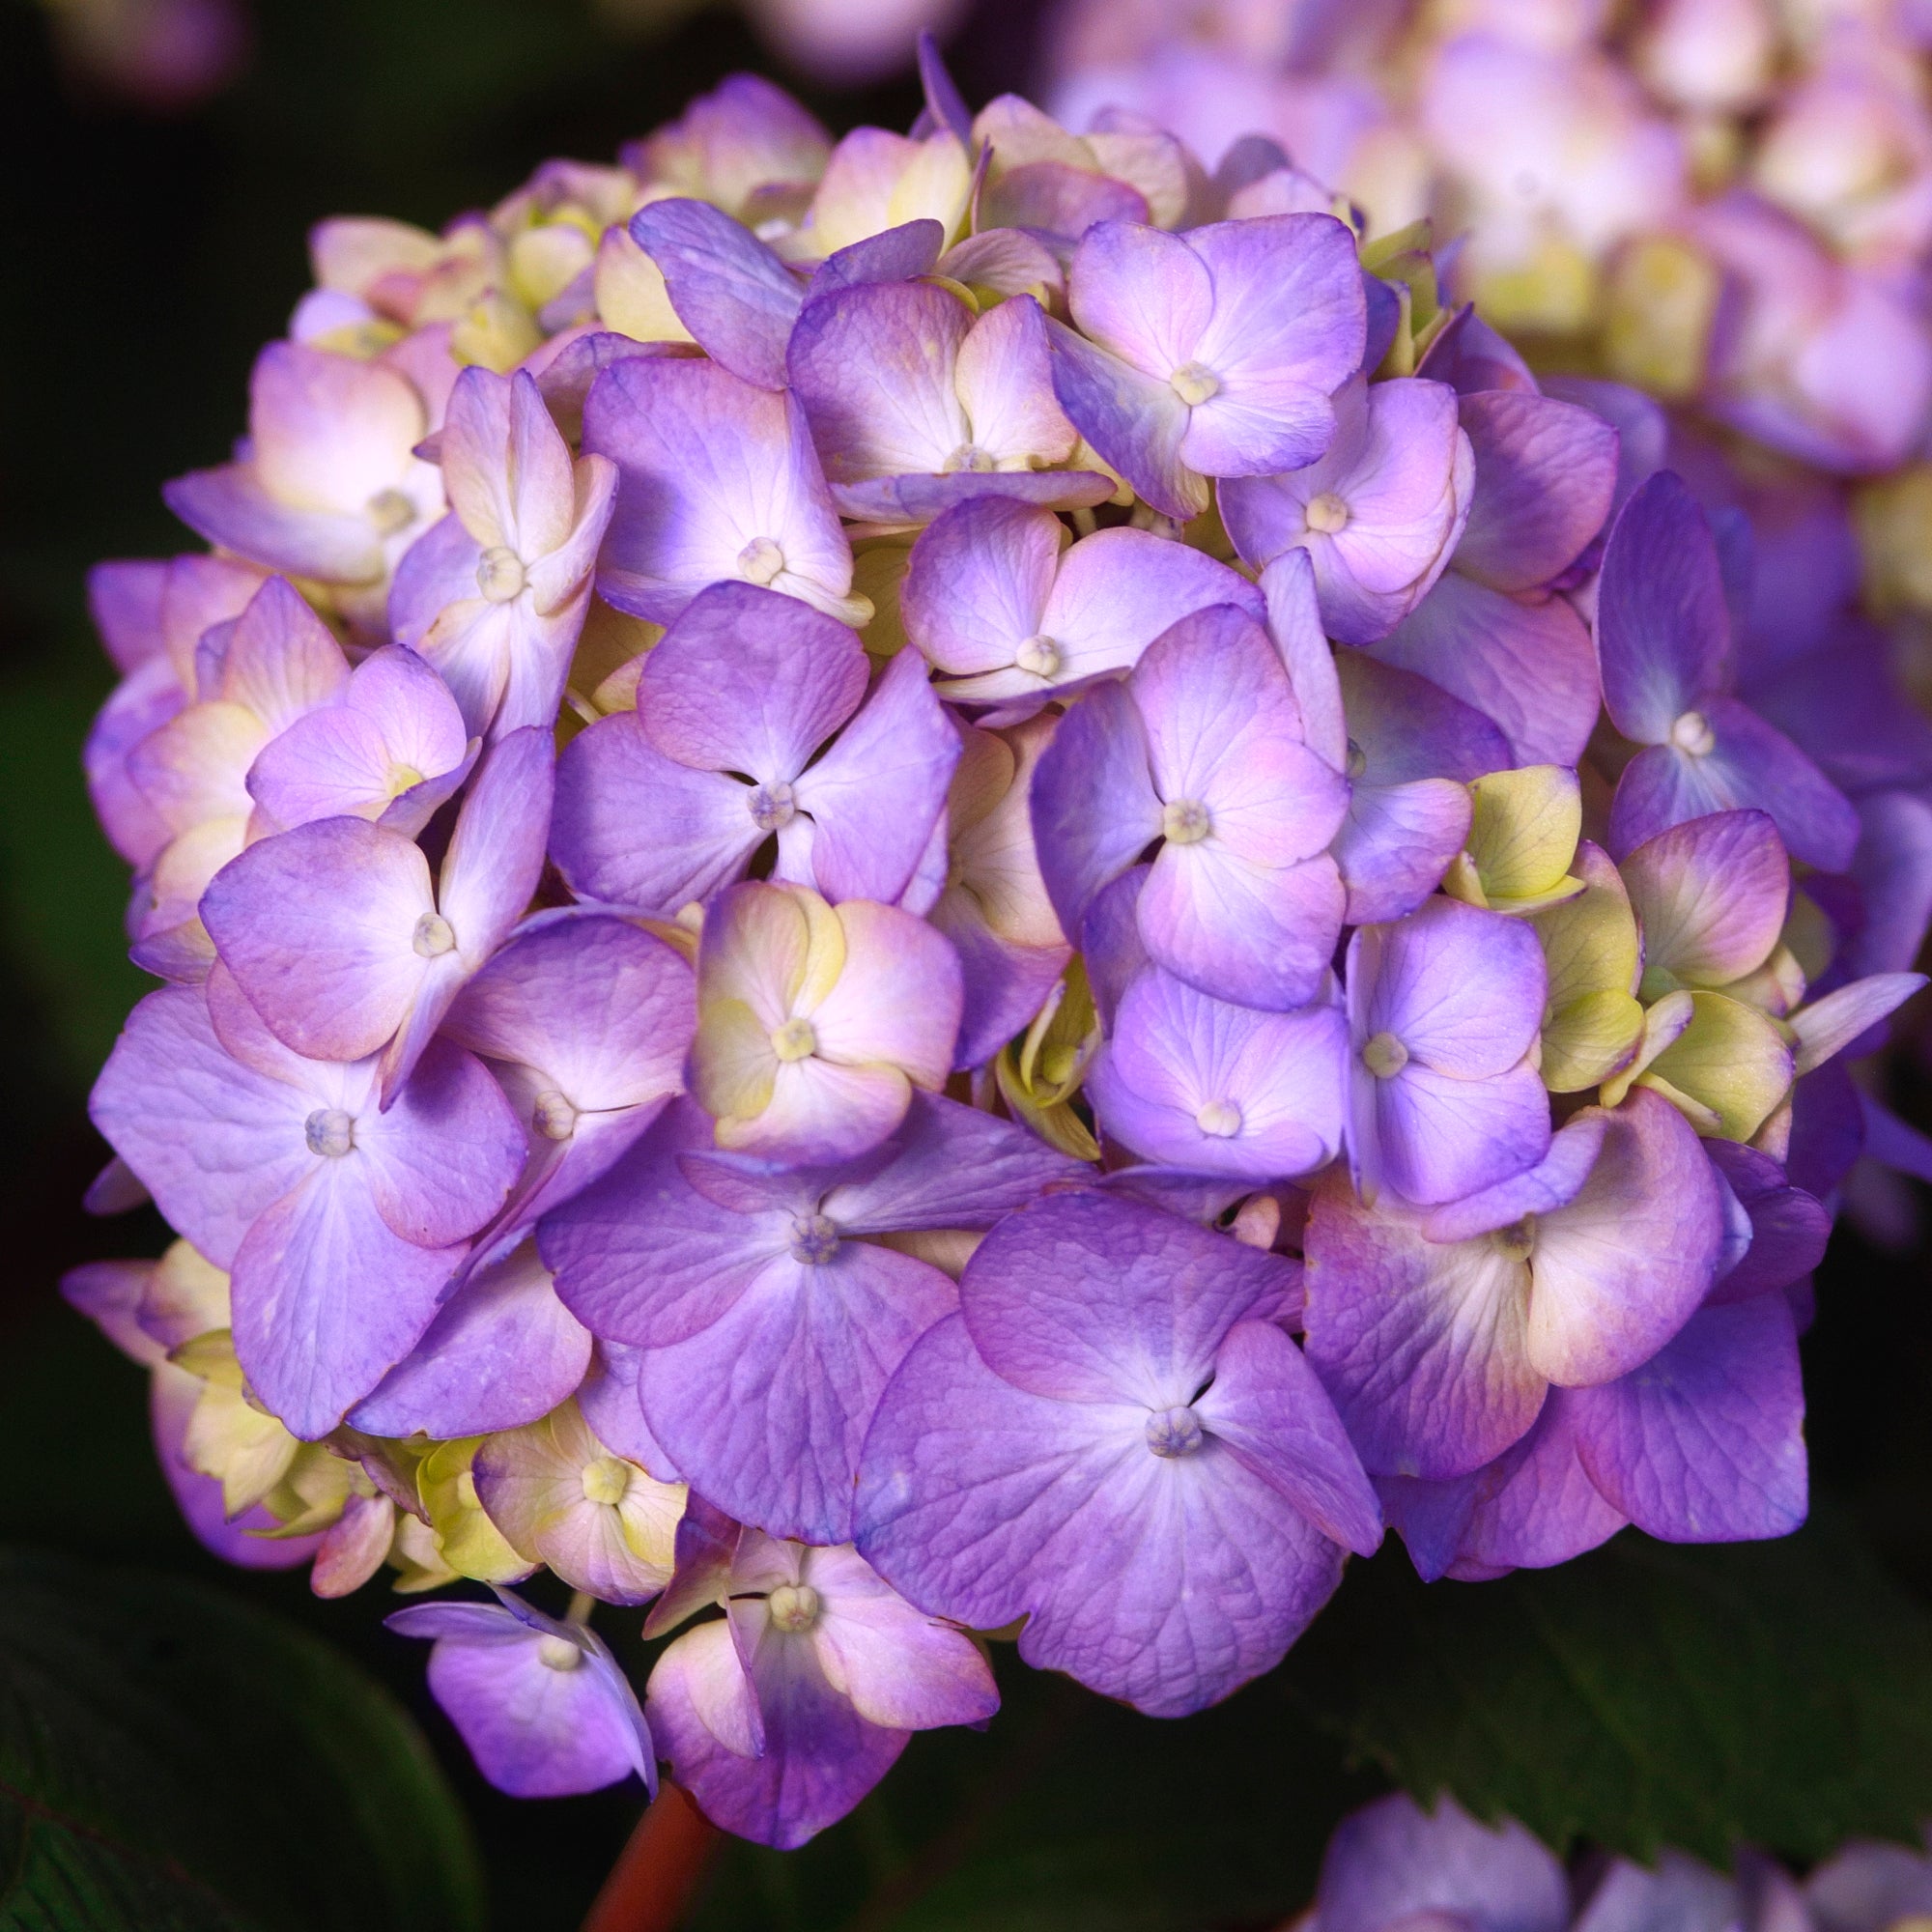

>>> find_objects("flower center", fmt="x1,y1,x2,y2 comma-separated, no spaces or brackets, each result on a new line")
1162,798,1211,845
304,1108,355,1158
1015,635,1062,678
1670,709,1716,756
748,781,796,832
365,488,416,535
536,1634,583,1671
1304,492,1350,534
771,1016,817,1063
532,1089,579,1141
767,1582,821,1633
385,762,425,799
1146,1406,1205,1458
790,1212,839,1264
1195,1098,1243,1138
476,545,526,602
412,912,456,957
1492,1216,1538,1263
581,1456,632,1507
736,536,785,586
1169,361,1220,406
943,442,996,473
1361,1031,1409,1079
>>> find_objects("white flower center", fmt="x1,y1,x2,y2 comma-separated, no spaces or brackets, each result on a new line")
1304,492,1350,534
1670,710,1716,756
1195,1098,1243,1138
1361,1031,1409,1079
532,1090,579,1141
943,443,996,473
1146,1406,1205,1458
768,1582,822,1633
1015,635,1062,678
581,1456,632,1507
536,1634,583,1671
736,536,785,586
771,1016,817,1063
412,912,456,957
304,1108,355,1158
1169,361,1220,406
476,546,527,602
748,781,796,832
1162,798,1211,845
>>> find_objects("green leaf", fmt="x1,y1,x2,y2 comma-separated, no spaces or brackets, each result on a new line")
1282,1511,1932,1864
0,1546,485,1932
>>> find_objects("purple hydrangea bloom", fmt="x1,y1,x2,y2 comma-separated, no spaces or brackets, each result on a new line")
1597,471,1861,869
788,283,1112,523
901,496,1264,708
1306,1091,1723,1480
644,1512,998,1849
387,1590,656,1799
1309,1790,1570,1932
552,581,956,913
541,1093,1083,1543
1344,895,1550,1205
89,969,526,1437
1220,375,1475,643
583,355,868,627
387,365,616,740
1085,964,1348,1179
1044,215,1367,521
1031,603,1350,1010
200,724,554,1100
856,1189,1380,1718
244,643,475,838
441,909,696,1254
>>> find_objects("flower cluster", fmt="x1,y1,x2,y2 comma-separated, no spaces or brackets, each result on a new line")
65,47,1931,1848
1048,0,1932,475
1302,1790,1932,1932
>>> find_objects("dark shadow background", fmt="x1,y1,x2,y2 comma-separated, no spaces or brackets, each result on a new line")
4,1,1931,1924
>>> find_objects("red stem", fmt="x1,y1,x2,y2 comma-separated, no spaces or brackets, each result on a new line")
580,1783,721,1932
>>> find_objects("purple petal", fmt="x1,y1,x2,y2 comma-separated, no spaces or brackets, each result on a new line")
89,983,312,1268
434,724,554,968
552,715,762,911
1046,318,1202,523
792,648,959,903
958,1188,1299,1406
1336,780,1476,926
1621,810,1789,994
1453,391,1619,592
349,1241,592,1437
980,159,1149,237
856,1312,1346,1718
1356,896,1547,1075
1030,678,1161,941
202,816,433,1062
413,1616,653,1798
1371,571,1601,767
1568,1293,1807,1542
1302,1179,1546,1480
230,1157,464,1438
647,1616,903,1849
630,199,803,390
1194,1319,1382,1554
809,217,945,294
1595,470,1731,744
901,495,1059,677
1705,1141,1831,1301
585,356,855,625
1315,1792,1571,1932
639,1239,957,1544
1449,1394,1628,1577
1369,1057,1553,1208
1065,219,1213,379
1086,969,1347,1179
